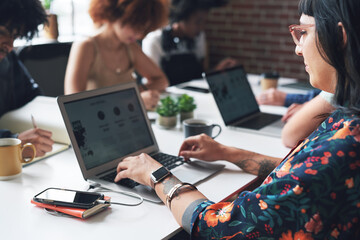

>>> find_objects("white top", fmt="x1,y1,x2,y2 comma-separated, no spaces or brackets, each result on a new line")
142,29,207,67
319,91,334,104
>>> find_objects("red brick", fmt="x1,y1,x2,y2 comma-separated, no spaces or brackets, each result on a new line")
205,0,307,81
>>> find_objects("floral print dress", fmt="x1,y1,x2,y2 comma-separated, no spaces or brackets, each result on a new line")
190,109,360,239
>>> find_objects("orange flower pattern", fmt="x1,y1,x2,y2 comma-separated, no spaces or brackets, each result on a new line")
190,110,360,239
279,230,313,240
203,202,234,227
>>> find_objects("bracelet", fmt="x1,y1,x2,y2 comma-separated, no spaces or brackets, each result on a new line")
165,182,197,210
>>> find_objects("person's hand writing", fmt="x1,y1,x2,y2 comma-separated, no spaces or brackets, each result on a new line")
114,153,162,186
256,88,287,106
214,57,238,71
141,90,160,111
178,134,226,162
18,128,54,157
281,103,306,122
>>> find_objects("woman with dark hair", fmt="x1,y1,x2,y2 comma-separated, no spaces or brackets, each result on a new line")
0,0,54,157
114,0,360,238
64,0,169,110
142,0,238,86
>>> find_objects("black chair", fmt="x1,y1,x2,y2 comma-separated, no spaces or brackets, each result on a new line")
16,42,72,97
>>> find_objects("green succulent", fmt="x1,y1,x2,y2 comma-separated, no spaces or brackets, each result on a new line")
177,94,196,113
42,0,54,10
156,96,179,117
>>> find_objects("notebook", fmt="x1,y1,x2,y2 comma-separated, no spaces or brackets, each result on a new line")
204,66,284,138
0,96,71,166
57,82,224,203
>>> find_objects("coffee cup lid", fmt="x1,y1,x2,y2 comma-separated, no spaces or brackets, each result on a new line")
261,71,280,79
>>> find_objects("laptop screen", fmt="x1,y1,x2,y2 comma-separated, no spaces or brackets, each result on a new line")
205,66,260,125
63,88,154,170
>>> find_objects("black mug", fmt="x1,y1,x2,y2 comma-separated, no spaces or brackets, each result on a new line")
183,119,222,139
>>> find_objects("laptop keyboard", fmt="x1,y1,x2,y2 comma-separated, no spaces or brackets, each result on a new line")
152,152,185,170
100,172,140,188
236,113,282,130
100,153,185,189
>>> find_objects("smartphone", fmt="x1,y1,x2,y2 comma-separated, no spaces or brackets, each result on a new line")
180,86,210,93
33,188,104,209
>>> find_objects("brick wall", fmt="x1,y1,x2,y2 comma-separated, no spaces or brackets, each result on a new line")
205,0,308,81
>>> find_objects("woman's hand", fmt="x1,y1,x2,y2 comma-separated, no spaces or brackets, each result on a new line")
281,103,306,122
256,88,287,106
178,134,227,161
114,153,162,187
141,90,160,111
18,128,54,157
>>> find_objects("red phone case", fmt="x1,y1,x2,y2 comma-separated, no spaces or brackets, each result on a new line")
31,196,111,219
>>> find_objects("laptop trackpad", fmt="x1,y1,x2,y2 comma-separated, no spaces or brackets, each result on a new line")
172,160,225,184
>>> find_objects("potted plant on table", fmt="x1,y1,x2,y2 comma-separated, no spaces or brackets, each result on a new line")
177,94,197,122
156,96,179,128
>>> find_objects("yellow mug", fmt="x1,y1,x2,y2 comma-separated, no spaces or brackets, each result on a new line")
0,138,36,180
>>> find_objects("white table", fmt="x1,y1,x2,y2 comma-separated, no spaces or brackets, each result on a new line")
0,77,295,240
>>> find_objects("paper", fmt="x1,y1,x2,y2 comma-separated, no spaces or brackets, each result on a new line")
0,96,71,165
23,142,70,167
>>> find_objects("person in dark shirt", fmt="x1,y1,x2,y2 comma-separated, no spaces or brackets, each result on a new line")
0,0,54,157
142,0,238,86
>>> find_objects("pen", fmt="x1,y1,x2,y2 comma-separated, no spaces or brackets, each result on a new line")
31,114,37,129
139,83,148,91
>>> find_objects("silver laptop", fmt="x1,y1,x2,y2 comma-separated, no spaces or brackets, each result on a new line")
204,66,284,138
57,82,224,203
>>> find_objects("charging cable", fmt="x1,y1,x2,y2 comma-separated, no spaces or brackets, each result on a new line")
96,189,143,207
88,183,144,207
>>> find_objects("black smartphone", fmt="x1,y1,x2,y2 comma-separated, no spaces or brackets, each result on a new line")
33,188,104,209
181,86,210,93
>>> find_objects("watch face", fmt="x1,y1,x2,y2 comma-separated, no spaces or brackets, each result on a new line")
152,167,170,181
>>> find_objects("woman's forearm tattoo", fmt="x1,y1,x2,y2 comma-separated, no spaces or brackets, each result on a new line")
162,176,182,195
236,158,277,178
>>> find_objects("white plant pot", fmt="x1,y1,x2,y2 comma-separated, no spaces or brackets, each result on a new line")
180,111,194,122
157,115,177,129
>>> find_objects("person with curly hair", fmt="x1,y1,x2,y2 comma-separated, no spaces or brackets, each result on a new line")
0,0,54,157
116,0,360,238
142,0,238,85
64,0,169,110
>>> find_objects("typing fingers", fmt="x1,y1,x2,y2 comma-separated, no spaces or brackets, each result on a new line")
116,157,132,173
115,160,130,182
114,169,128,182
178,138,198,156
179,147,203,161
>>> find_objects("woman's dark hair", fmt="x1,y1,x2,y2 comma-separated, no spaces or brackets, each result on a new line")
299,0,360,115
0,0,47,40
89,0,169,36
170,0,229,23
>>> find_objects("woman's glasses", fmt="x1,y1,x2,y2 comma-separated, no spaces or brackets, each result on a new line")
288,24,314,46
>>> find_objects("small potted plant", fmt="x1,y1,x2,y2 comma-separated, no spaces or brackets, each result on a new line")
177,94,197,122
156,96,179,128
42,0,59,40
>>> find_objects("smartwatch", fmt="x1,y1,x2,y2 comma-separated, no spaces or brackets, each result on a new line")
150,166,171,188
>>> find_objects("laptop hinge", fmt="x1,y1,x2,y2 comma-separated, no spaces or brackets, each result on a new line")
96,167,117,177
231,112,262,126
